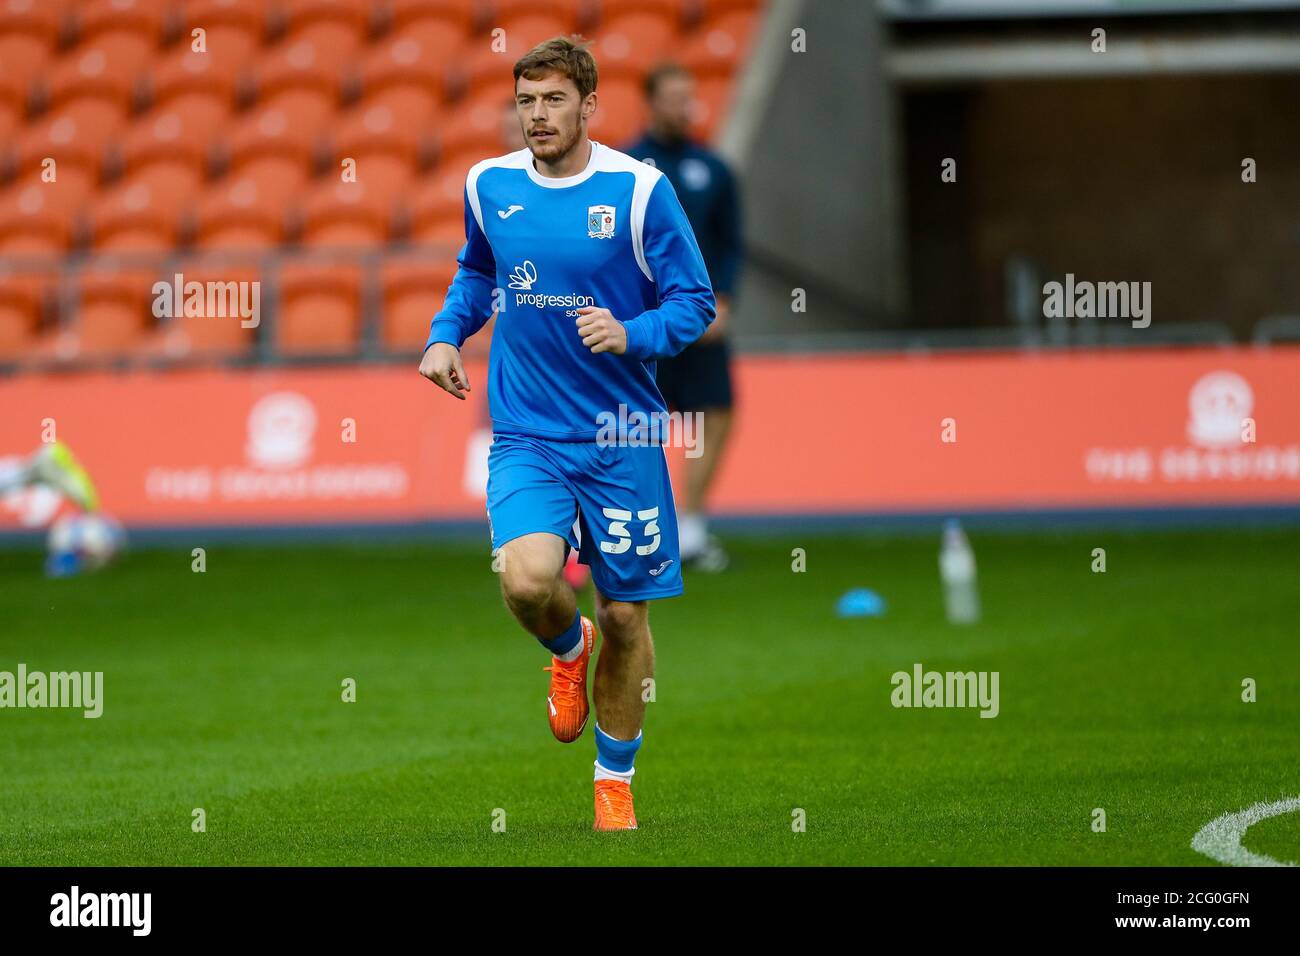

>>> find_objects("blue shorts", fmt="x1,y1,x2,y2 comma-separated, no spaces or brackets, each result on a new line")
486,433,683,601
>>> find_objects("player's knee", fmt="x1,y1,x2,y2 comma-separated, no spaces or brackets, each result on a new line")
496,537,565,611
500,565,557,612
596,600,647,644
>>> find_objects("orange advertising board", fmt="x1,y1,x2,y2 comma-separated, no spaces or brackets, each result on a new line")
1,346,1298,531
707,346,1300,513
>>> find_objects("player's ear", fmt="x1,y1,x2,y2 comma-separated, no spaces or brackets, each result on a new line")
583,91,597,121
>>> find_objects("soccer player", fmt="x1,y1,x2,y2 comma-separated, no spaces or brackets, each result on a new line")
0,441,99,512
624,63,744,572
419,37,715,830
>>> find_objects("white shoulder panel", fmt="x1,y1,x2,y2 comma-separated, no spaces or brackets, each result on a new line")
592,143,663,282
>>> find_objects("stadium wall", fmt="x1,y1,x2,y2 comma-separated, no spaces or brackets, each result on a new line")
724,0,909,343
3,345,1298,536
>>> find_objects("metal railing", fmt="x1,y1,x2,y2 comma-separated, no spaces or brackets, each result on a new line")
0,244,1279,376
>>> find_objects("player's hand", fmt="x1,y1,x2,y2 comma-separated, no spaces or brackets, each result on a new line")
575,306,627,355
419,342,471,400
697,294,730,345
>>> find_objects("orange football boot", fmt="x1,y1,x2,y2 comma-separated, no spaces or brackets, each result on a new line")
543,616,596,742
593,778,638,831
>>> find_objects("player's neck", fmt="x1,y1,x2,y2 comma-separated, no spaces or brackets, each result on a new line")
533,136,592,179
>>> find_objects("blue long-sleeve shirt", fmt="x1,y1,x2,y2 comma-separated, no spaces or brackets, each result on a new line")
426,140,716,441
622,132,743,298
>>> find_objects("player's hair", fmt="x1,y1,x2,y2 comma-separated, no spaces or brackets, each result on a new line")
513,36,598,99
644,61,692,100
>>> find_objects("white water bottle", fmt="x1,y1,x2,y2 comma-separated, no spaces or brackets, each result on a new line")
939,520,980,625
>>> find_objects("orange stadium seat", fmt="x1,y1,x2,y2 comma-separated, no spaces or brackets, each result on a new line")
87,169,198,251
146,43,241,116
0,0,66,79
687,73,734,140
141,260,259,361
43,46,136,140
0,0,754,366
251,30,340,91
118,104,224,186
0,182,78,254
678,7,758,79
694,0,764,18
388,264,496,359
299,177,398,247
46,24,158,108
491,1,581,38
458,17,580,103
404,166,469,245
248,35,345,130
12,110,108,199
356,32,448,125
379,255,465,353
0,62,29,138
588,76,645,147
388,0,476,39
0,0,65,42
72,0,175,45
179,0,267,70
276,260,363,353
437,90,513,171
224,102,324,201
387,20,471,86
331,99,428,187
492,0,590,28
279,0,371,62
33,263,160,361
588,1,681,74
0,268,56,360
21,100,125,177
193,175,289,249
75,264,160,355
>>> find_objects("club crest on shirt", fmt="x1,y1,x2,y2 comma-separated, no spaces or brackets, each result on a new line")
587,204,616,239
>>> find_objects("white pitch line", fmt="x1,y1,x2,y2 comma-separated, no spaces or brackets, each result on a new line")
1191,797,1300,867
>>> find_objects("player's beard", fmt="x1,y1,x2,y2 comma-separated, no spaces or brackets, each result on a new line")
528,119,582,165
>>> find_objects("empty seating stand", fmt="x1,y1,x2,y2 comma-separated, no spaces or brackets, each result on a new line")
0,0,763,366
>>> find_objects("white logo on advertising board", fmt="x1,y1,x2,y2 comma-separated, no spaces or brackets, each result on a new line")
1186,371,1253,449
246,392,316,469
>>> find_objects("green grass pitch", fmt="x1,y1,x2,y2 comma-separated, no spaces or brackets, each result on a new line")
1,526,1297,866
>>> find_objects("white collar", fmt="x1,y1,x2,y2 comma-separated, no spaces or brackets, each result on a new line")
525,139,602,188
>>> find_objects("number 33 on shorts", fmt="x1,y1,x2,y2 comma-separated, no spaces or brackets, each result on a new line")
599,506,661,556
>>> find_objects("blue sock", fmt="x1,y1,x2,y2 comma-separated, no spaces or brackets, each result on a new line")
537,609,582,657
594,723,642,775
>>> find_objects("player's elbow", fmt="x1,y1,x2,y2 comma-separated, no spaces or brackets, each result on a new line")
694,290,717,337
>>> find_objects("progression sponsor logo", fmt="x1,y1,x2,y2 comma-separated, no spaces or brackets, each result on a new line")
514,291,596,310
505,261,595,314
